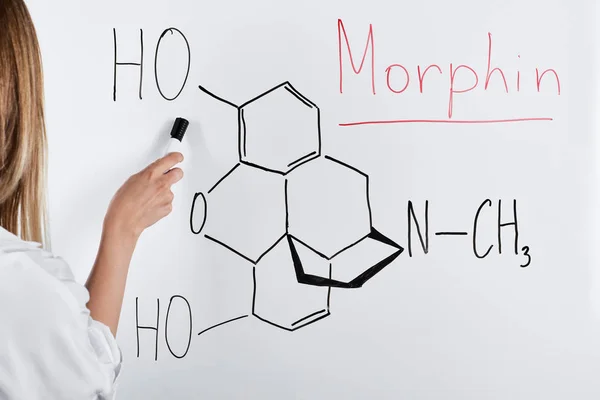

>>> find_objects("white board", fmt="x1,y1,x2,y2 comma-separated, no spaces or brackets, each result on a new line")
27,0,600,398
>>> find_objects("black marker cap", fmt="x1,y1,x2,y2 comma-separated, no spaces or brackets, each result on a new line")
170,117,189,142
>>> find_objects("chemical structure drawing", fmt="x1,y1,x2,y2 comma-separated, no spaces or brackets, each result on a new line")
190,81,404,331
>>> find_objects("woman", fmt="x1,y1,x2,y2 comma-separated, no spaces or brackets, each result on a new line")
0,1,182,398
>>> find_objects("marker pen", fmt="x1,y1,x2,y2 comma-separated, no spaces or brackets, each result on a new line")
164,117,189,171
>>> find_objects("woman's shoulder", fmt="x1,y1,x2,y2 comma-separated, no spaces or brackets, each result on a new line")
0,226,80,285
0,226,89,359
0,226,86,314
3,230,96,323
0,226,41,252
0,226,121,399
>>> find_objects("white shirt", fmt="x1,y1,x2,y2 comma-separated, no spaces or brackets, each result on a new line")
0,227,122,400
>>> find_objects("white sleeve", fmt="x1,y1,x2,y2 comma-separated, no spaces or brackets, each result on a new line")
35,248,124,381
0,246,123,400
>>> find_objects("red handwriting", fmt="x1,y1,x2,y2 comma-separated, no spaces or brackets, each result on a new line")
485,33,509,93
517,55,521,92
536,68,561,94
385,64,410,94
339,117,553,127
338,19,375,95
417,64,442,93
449,64,479,119
337,19,562,120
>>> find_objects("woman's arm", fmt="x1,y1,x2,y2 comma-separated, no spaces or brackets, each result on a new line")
85,226,138,337
85,152,183,336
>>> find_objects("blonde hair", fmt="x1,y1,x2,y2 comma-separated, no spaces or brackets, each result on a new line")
0,0,48,246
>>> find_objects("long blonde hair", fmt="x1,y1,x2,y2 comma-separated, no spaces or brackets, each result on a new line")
0,0,48,246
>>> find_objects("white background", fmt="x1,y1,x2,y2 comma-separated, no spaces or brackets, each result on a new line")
27,0,600,398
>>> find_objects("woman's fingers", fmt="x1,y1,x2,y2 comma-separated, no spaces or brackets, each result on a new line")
162,167,184,186
104,153,185,239
151,152,184,175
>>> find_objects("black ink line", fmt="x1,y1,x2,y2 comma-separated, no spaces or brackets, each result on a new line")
154,28,191,101
239,81,289,109
203,234,303,271
251,266,257,313
112,28,117,101
253,314,294,332
190,192,207,235
345,229,404,287
252,266,299,332
241,109,247,158
289,234,329,260
255,234,286,264
473,199,493,259
165,295,192,359
435,232,468,236
204,234,255,264
330,232,370,260
255,308,328,331
323,155,369,179
287,151,317,168
370,227,403,250
316,108,322,156
520,245,531,268
513,200,519,255
286,82,319,108
365,175,373,227
289,228,404,289
284,86,314,109
407,200,429,256
135,296,140,357
498,199,519,255
348,249,402,288
498,199,503,254
113,28,144,101
208,164,240,194
240,160,286,176
139,29,144,100
198,85,239,108
284,179,290,232
135,297,160,361
291,309,327,327
197,315,249,336
327,264,332,310
302,312,331,327
237,108,243,161
288,236,352,288
297,273,348,288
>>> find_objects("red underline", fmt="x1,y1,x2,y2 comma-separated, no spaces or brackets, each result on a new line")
339,117,554,127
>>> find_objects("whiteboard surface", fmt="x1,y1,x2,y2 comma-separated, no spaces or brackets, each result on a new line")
27,0,600,398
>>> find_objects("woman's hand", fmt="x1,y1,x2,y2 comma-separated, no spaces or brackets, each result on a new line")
86,152,184,336
103,152,184,241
